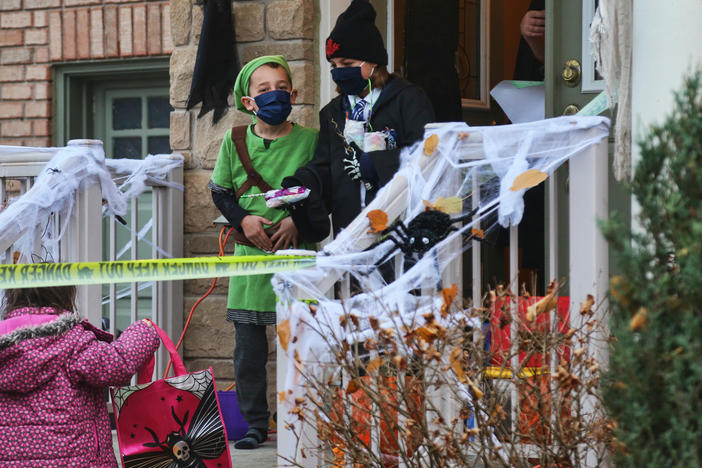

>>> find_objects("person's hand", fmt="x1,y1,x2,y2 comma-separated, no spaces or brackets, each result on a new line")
520,9,545,38
270,217,298,251
241,215,273,251
281,176,299,189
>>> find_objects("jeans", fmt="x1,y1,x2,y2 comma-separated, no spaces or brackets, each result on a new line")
233,322,270,431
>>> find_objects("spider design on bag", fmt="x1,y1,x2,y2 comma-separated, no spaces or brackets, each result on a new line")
122,380,227,468
368,206,484,268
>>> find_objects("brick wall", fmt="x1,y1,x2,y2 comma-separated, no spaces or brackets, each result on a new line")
170,0,317,396
0,0,172,146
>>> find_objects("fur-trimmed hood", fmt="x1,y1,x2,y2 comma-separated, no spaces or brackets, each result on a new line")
0,308,112,392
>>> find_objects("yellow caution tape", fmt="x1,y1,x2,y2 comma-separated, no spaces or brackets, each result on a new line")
0,255,316,289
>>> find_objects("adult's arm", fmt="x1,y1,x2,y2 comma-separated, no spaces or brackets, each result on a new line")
283,108,334,200
281,109,334,242
520,9,545,64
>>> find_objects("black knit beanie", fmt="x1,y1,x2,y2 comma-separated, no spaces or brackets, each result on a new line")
325,0,388,66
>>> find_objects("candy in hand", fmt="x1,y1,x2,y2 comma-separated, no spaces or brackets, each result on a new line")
241,186,311,208
264,186,310,207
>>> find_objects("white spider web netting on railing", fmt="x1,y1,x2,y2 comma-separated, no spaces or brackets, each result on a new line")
272,116,610,463
0,141,183,263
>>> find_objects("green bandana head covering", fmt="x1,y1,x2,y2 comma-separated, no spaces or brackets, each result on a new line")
233,55,293,115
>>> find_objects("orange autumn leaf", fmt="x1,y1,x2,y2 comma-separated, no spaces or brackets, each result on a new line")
610,275,632,306
449,347,464,381
423,134,439,155
441,284,458,317
471,228,485,239
279,390,287,403
580,294,595,316
526,279,558,321
510,169,548,192
467,377,484,400
345,378,360,394
415,324,444,343
366,357,384,373
432,196,462,214
277,318,291,351
367,209,388,233
630,307,647,331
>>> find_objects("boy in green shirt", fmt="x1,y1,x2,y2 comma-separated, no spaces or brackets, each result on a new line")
209,55,318,449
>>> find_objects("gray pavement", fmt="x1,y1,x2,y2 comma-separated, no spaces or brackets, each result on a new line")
112,431,278,467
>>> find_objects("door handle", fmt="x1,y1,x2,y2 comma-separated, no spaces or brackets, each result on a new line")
563,104,581,115
562,59,581,87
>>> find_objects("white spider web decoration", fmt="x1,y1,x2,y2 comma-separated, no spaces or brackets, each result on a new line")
164,369,212,399
272,116,611,464
0,142,183,262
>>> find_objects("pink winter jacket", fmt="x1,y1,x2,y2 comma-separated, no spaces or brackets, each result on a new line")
0,306,160,467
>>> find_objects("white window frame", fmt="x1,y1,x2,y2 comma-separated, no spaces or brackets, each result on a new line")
461,0,491,109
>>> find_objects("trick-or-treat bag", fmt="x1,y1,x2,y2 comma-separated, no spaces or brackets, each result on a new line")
111,321,232,468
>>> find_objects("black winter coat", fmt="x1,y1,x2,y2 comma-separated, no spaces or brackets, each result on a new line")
286,76,435,241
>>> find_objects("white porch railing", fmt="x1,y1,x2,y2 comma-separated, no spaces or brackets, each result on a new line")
274,120,609,467
0,141,183,377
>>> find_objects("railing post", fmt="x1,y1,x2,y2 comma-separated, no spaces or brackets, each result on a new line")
66,179,103,326
61,140,104,327
568,131,609,467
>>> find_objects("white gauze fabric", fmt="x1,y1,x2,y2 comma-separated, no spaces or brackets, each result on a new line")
0,141,183,262
590,0,633,181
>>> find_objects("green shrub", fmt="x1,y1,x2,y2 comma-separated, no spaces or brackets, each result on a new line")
602,70,702,468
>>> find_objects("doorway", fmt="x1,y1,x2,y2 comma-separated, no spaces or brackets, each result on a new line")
392,0,546,295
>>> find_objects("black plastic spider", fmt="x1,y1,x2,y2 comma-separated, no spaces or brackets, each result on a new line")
368,206,484,268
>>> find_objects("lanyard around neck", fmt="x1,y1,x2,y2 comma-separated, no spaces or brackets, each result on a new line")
349,79,375,131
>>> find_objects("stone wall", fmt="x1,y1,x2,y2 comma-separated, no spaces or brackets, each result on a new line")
0,0,172,146
170,0,317,402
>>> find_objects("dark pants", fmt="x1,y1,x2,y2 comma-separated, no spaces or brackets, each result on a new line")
233,322,269,431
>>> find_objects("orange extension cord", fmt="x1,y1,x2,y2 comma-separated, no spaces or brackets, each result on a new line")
164,226,234,380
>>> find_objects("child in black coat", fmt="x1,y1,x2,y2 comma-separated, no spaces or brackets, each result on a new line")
284,0,435,241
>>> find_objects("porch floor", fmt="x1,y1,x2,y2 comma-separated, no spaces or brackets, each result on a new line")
112,431,278,467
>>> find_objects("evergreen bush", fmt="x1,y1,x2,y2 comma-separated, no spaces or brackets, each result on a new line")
602,70,702,467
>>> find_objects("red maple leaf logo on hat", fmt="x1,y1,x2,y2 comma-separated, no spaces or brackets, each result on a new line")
326,38,340,58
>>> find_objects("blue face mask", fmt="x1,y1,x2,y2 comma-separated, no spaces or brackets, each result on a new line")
251,90,292,126
331,66,370,96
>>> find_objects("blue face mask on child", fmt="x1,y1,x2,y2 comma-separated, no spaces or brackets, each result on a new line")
331,66,370,96
252,90,292,126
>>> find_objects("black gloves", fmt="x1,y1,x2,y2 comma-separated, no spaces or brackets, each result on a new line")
281,176,330,243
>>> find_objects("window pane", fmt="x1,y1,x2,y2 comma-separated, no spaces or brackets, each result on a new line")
112,97,142,130
148,136,170,155
147,96,171,129
113,137,142,159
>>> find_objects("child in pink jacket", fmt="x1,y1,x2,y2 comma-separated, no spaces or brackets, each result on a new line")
0,285,160,467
